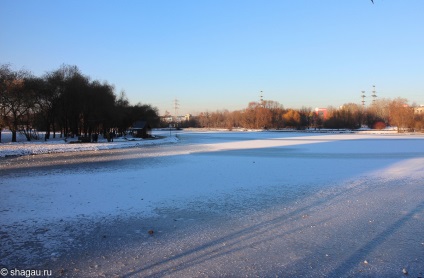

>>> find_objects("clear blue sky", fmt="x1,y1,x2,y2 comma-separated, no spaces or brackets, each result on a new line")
1,0,423,115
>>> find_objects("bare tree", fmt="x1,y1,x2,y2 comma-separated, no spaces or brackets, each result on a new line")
283,109,301,129
367,98,391,127
388,98,414,132
0,66,34,142
414,113,424,131
0,64,11,142
299,107,313,129
198,112,210,128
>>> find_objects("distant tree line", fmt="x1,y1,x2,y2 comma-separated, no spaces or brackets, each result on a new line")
0,64,160,142
175,98,424,132
2,64,422,143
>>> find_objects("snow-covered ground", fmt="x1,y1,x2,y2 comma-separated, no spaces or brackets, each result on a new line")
0,131,178,158
1,130,424,277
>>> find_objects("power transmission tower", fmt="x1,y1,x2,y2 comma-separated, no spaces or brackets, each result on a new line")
174,98,179,125
361,91,366,107
371,85,377,104
259,91,264,107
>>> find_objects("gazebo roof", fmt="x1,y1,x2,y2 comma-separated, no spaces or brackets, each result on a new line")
131,121,150,130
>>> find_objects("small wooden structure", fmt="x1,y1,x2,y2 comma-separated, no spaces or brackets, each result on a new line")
130,121,152,138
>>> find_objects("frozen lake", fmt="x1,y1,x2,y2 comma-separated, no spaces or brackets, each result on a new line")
1,131,424,277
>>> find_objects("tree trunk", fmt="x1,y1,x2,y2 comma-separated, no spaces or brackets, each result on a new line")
53,124,56,138
45,120,51,140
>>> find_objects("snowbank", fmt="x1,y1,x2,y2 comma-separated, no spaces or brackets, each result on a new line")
0,131,178,158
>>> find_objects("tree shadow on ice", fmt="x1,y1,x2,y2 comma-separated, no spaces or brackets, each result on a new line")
324,200,424,278
13,171,421,277
122,178,424,277
122,184,366,277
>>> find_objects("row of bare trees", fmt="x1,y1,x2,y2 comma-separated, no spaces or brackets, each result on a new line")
0,64,160,142
325,98,423,132
2,63,421,142
190,101,312,130
179,98,423,132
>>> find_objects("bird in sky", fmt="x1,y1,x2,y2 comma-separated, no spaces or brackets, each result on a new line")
371,0,374,3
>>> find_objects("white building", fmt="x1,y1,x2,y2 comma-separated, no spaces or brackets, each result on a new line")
161,114,192,123
414,105,424,114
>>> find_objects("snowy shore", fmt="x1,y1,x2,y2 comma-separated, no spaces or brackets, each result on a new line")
0,131,179,158
0,128,407,158
1,130,424,277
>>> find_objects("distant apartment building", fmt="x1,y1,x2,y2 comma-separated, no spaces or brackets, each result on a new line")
161,115,173,123
184,114,191,121
414,105,424,115
161,114,192,123
314,108,328,120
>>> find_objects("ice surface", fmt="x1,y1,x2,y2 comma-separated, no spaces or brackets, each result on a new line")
1,131,424,277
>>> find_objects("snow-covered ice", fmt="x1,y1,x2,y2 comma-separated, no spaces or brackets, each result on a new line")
1,130,423,277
